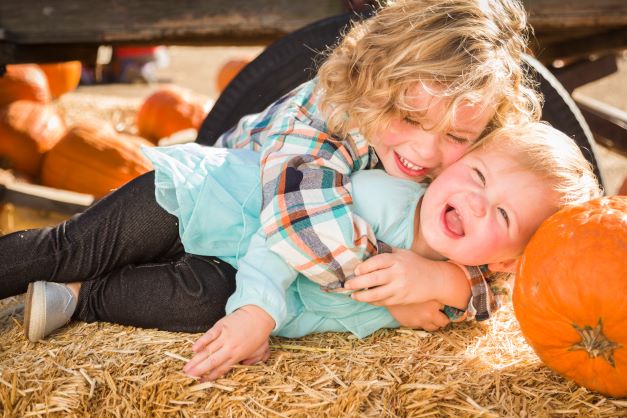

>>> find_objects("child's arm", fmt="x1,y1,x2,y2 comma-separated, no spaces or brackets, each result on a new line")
386,301,451,332
183,229,300,381
184,305,274,381
345,249,471,309
258,119,381,288
346,249,506,322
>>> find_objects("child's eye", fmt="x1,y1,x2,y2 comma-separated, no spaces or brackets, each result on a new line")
498,207,510,226
403,117,422,127
447,134,469,145
472,168,485,186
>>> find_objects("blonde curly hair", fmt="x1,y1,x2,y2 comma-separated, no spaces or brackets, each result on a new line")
316,0,542,141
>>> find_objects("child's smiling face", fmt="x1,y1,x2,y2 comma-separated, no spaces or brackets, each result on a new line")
415,146,559,268
370,83,494,182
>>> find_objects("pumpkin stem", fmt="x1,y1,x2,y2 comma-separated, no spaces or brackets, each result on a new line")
570,318,621,367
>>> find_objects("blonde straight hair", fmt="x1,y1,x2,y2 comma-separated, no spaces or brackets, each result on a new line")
317,0,542,141
475,122,603,207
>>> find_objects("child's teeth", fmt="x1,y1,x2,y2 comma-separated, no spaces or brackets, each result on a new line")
399,156,422,170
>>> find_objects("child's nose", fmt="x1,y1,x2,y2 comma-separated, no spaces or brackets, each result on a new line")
413,131,439,161
466,192,486,217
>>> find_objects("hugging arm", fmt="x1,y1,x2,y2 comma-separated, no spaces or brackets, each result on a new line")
257,122,384,288
348,251,507,324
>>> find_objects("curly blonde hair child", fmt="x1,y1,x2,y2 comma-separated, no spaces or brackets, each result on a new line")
318,0,542,140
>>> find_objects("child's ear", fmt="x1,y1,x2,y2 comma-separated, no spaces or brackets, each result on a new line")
487,258,519,273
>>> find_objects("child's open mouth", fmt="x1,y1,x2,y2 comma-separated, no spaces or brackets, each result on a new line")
442,204,465,237
394,152,427,177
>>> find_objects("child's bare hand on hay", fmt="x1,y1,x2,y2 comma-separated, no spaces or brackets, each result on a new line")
387,301,450,331
183,305,274,381
346,249,471,310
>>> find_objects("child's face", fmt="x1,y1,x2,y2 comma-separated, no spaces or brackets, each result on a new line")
371,84,494,182
417,146,558,266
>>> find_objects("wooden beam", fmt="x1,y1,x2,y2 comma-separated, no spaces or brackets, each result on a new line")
0,0,345,45
0,0,625,65
524,0,627,29
0,181,94,214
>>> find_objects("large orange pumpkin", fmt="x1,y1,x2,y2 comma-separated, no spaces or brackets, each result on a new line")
513,196,627,397
216,59,250,92
0,64,51,107
136,85,210,143
41,121,153,197
0,100,66,178
38,61,82,99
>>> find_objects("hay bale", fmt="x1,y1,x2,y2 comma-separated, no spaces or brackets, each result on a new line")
1,301,625,416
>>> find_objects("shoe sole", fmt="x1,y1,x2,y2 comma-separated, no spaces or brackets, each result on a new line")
24,282,46,342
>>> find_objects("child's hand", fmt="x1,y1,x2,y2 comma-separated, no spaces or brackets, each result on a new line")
345,249,447,306
387,301,450,331
183,305,275,381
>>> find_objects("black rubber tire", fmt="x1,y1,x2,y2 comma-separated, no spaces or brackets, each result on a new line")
197,13,364,146
197,13,604,187
522,54,604,185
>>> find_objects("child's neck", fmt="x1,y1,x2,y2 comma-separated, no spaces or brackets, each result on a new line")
411,197,447,261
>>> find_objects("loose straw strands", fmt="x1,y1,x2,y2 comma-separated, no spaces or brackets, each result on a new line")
1,302,625,417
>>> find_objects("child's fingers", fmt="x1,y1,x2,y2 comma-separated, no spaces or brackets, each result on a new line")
241,341,270,365
205,362,236,382
344,271,390,291
184,339,225,375
420,322,439,332
261,345,271,361
350,284,394,304
354,253,393,276
433,311,451,329
192,324,222,352
185,344,230,378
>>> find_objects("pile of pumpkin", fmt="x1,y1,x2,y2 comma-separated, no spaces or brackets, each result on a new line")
0,62,210,197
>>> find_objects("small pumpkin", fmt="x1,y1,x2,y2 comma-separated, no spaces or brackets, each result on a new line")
41,121,153,197
513,196,627,397
0,64,51,107
136,85,210,143
216,59,250,92
38,61,82,99
0,100,66,178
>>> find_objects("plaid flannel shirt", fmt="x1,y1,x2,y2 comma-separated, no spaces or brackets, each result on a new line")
216,78,505,321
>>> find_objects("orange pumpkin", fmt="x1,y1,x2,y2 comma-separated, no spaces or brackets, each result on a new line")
216,59,250,92
38,61,82,99
0,100,66,178
0,64,51,107
41,121,153,197
136,85,210,143
513,196,627,397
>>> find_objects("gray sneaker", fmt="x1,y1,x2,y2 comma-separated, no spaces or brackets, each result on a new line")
24,281,78,342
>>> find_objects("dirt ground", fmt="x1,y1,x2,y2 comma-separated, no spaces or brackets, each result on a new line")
76,45,627,194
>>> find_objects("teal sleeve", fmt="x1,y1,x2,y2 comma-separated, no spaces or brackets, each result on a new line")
225,228,299,331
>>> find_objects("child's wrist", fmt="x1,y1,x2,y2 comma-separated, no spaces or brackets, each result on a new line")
239,305,276,332
435,262,471,309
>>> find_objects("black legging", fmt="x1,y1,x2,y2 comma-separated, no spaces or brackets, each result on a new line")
0,171,236,333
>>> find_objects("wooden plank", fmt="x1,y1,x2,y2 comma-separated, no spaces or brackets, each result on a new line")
0,0,344,44
524,0,627,29
0,0,625,64
0,181,94,214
